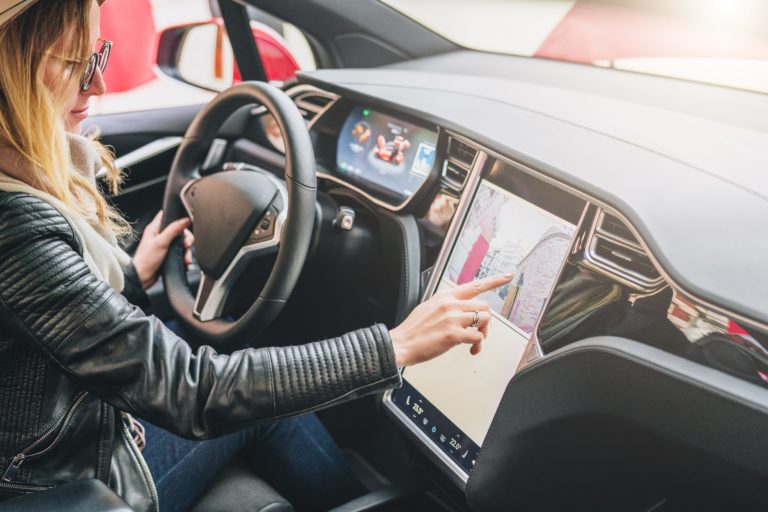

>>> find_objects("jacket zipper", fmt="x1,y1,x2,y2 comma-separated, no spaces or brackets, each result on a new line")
121,414,159,511
0,480,52,492
1,391,89,484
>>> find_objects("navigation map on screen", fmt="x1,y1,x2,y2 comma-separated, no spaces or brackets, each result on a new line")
445,182,577,336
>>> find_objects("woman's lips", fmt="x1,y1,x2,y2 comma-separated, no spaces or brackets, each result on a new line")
71,106,89,120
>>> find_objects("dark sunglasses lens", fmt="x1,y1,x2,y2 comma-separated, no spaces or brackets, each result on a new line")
98,43,111,73
81,54,98,90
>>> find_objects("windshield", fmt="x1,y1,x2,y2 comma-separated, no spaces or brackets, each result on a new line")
383,0,768,94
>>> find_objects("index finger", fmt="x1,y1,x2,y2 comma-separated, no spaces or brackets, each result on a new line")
451,273,513,299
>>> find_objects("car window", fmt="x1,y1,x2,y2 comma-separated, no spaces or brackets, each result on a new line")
93,0,316,116
383,0,768,94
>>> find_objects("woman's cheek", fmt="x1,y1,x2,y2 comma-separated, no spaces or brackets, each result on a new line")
42,61,80,131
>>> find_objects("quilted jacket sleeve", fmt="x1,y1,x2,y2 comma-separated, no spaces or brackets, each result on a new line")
0,193,401,438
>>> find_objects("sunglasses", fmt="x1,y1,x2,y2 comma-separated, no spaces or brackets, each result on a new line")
50,39,113,91
80,39,112,91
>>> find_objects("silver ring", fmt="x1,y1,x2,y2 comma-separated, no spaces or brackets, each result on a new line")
470,310,480,329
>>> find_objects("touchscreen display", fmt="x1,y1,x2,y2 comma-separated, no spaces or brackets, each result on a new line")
392,163,585,475
336,106,437,202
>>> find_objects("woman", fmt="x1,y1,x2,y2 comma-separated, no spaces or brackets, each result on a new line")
0,1,508,511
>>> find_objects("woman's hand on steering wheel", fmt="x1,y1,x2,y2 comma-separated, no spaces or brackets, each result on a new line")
133,210,194,289
389,273,514,367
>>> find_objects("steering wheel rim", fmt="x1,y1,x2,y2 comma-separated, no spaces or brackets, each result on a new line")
161,81,316,347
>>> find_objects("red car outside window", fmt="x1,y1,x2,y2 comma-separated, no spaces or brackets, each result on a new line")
99,0,157,93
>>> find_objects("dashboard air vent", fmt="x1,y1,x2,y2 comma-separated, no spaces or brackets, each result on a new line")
294,90,336,126
442,161,469,191
297,94,333,110
600,212,639,245
252,86,338,126
585,210,663,291
297,109,314,124
447,137,478,168
441,136,482,193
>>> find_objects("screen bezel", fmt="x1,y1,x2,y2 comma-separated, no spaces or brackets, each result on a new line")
383,137,589,486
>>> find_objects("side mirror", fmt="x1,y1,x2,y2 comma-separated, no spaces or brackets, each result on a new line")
157,18,301,92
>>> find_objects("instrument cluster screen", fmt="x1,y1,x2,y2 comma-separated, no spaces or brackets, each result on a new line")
336,106,437,203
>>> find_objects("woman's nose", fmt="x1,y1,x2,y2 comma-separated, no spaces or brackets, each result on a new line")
83,66,107,97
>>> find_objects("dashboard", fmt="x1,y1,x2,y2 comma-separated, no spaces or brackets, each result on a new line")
244,66,768,502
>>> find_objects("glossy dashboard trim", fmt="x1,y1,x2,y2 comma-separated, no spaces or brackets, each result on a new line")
315,170,426,212
96,137,182,179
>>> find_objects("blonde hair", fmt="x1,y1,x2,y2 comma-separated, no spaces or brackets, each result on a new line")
0,0,129,236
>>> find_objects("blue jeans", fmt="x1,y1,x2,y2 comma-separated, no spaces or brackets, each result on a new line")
139,415,365,512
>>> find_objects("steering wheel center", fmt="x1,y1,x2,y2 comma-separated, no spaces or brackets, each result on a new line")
182,171,279,279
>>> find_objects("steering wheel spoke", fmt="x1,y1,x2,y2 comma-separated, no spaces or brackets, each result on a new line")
193,272,225,322
179,179,199,221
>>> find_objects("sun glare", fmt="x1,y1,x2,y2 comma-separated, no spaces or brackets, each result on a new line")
699,0,759,27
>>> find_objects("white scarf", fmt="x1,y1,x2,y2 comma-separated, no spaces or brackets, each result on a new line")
0,133,129,292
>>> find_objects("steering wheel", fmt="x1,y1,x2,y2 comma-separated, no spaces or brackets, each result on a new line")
161,82,316,347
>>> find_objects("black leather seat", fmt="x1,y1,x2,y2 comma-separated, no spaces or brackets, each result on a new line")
191,459,292,512
0,479,132,512
0,461,291,512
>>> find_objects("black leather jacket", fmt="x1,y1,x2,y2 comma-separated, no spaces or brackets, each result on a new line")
0,192,401,512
